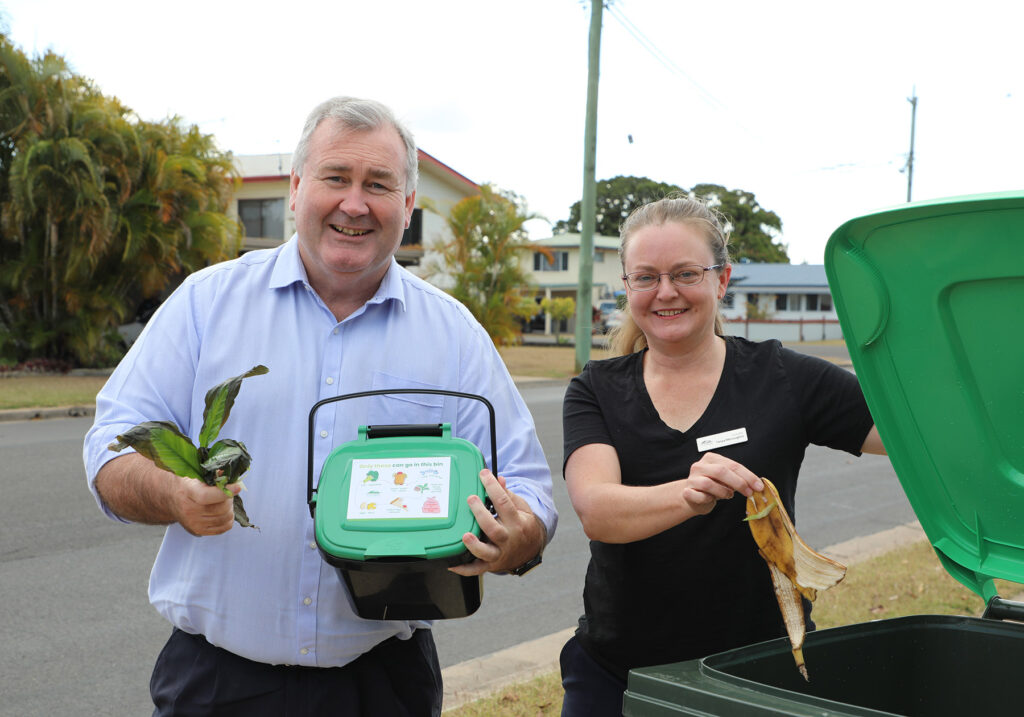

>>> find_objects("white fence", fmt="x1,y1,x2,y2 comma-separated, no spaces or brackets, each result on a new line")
723,317,845,342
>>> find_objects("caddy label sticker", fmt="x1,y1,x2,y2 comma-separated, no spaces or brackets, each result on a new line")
348,457,451,519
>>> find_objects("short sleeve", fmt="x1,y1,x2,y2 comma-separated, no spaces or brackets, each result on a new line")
780,348,874,455
562,362,614,476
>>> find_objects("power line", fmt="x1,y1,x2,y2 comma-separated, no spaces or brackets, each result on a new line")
604,3,728,114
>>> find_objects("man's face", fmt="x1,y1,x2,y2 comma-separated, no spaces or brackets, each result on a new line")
289,121,415,295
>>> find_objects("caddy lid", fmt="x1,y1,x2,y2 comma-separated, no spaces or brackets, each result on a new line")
313,424,485,562
824,191,1024,600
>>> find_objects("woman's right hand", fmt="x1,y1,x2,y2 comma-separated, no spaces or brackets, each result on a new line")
680,452,763,516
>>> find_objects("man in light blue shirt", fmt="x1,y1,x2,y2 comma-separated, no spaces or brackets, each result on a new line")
83,96,555,717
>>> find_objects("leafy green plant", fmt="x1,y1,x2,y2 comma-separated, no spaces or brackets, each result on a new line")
107,365,268,528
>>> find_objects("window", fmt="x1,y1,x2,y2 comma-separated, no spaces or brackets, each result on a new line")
805,293,833,312
238,198,284,239
593,250,605,263
400,208,422,247
534,251,568,271
721,292,735,309
776,294,795,311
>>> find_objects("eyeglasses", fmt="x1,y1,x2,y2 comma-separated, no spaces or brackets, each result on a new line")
621,264,722,291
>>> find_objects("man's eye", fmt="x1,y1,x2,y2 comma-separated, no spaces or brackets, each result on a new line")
635,274,657,283
676,270,698,280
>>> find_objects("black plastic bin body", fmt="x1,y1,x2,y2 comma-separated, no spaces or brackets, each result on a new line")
320,550,482,621
623,614,1024,716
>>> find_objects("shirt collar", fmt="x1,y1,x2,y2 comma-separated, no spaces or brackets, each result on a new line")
268,235,407,312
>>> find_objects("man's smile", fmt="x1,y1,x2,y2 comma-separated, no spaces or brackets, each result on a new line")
329,224,371,237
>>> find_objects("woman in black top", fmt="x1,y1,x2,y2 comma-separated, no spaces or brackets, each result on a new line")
560,196,886,716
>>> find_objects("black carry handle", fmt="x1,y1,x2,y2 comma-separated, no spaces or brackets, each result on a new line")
307,389,498,517
366,424,443,439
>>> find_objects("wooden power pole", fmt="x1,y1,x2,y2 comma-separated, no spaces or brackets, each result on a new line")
575,0,603,373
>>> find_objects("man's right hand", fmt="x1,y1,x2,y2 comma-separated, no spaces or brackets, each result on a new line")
172,475,241,536
95,453,240,536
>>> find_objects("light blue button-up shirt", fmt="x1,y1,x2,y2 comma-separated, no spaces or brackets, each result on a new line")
84,237,556,667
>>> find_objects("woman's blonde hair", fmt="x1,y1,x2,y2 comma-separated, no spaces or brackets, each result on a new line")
609,195,731,356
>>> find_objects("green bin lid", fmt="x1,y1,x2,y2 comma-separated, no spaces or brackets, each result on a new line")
313,424,484,562
824,190,1024,601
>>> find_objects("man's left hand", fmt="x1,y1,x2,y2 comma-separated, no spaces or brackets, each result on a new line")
449,469,545,576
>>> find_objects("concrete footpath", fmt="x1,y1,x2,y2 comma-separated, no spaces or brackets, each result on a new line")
438,520,928,711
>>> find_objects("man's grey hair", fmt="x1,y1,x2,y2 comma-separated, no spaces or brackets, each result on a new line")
292,96,418,195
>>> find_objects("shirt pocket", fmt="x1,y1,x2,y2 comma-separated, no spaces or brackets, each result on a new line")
363,371,447,427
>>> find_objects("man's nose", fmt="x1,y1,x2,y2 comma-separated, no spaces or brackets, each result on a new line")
337,186,370,216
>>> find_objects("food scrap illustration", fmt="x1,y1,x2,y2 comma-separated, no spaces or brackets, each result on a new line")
745,477,847,681
359,502,377,511
393,470,407,485
363,470,379,483
422,496,441,514
390,497,408,511
414,483,430,492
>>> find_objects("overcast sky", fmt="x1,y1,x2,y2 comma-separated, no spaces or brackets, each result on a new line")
4,0,1022,264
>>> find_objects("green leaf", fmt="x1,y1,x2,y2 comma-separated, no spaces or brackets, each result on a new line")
201,439,252,484
198,365,268,448
108,421,203,481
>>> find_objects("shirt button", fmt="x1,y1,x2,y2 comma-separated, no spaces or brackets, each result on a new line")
309,541,317,550
325,377,334,385
332,328,339,335
300,648,309,655
303,597,313,606
320,430,328,438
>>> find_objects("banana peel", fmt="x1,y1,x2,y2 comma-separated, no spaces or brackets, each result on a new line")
745,478,847,681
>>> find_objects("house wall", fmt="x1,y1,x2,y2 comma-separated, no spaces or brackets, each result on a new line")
723,317,845,342
722,289,837,322
520,241,622,335
230,177,293,250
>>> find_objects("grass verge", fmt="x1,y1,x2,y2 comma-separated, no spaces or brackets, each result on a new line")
444,539,1023,715
0,374,109,410
0,346,597,411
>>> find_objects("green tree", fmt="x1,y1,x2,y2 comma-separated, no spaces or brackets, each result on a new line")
424,185,545,346
555,175,682,237
540,296,576,345
554,175,789,263
0,35,241,366
690,183,788,263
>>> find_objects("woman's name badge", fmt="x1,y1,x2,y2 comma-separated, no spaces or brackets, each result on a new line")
696,427,748,452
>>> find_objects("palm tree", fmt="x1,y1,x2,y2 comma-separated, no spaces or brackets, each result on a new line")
0,36,242,366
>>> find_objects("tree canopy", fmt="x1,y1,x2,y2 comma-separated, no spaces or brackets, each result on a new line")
555,175,788,263
423,185,543,346
0,35,241,367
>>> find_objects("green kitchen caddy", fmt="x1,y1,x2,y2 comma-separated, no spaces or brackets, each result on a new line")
307,389,496,621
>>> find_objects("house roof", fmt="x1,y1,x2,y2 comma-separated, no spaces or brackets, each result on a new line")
728,263,828,291
530,233,621,251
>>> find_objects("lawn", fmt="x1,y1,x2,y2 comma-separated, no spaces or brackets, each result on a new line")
0,345,597,411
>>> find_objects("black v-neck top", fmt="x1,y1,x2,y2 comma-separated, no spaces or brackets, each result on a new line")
562,336,874,679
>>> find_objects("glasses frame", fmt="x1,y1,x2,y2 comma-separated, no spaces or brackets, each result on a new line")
621,264,723,292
